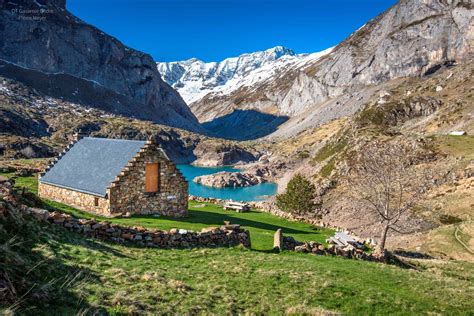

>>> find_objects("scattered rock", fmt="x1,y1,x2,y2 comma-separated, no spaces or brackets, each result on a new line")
14,169,32,177
29,207,49,222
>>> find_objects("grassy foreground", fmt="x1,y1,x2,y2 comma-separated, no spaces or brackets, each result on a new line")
2,218,474,314
2,171,474,314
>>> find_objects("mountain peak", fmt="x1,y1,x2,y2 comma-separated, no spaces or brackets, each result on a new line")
157,46,315,104
265,46,296,57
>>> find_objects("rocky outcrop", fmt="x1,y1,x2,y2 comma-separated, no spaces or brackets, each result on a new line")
0,138,54,159
357,94,444,127
303,0,472,90
243,163,286,180
192,142,258,166
284,0,472,111
0,0,202,132
193,171,266,188
0,107,49,138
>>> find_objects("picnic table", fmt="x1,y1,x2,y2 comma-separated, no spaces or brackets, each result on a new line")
223,201,250,213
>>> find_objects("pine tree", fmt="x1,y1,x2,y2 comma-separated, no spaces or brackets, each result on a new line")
276,174,317,216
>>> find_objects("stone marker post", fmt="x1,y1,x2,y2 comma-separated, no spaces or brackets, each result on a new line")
274,228,283,252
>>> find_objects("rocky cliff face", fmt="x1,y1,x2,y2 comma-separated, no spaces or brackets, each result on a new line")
0,0,202,132
282,0,473,111
189,0,473,138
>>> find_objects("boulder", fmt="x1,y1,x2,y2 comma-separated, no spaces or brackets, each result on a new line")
273,229,283,251
201,227,219,233
194,171,265,188
294,244,310,253
29,208,49,222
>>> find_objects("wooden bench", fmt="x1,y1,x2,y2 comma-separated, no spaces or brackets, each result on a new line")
223,201,250,213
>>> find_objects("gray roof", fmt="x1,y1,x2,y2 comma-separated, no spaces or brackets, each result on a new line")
40,137,147,197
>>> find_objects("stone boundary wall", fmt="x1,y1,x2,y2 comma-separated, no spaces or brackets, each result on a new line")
21,206,251,249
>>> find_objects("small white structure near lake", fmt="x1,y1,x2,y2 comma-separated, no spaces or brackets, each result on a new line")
448,131,467,136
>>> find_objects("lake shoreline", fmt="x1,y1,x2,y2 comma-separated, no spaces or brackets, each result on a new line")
177,164,278,202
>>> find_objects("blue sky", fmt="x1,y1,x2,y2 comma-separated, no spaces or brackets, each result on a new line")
68,0,398,62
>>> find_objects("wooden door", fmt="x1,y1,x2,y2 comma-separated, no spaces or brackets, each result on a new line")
145,163,160,193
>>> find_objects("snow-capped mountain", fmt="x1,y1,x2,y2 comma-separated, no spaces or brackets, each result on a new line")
179,0,471,140
157,46,331,105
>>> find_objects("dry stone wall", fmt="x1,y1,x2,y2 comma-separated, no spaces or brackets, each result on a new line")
281,235,379,261
3,178,250,249
21,206,251,249
291,239,379,261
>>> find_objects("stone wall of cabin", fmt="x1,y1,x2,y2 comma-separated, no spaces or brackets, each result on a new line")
108,142,188,217
38,183,110,216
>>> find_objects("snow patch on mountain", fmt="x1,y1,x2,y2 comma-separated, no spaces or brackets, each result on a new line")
157,46,333,104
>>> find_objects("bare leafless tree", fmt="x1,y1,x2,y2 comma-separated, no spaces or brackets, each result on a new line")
348,140,431,256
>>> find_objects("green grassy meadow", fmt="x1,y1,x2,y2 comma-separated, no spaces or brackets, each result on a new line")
2,216,474,315
1,171,474,314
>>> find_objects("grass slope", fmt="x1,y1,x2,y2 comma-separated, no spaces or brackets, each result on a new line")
2,216,473,314
1,174,474,314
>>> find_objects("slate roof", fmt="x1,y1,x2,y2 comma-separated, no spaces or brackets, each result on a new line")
40,137,147,197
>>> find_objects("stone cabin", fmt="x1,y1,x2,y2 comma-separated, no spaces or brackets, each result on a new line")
39,136,188,217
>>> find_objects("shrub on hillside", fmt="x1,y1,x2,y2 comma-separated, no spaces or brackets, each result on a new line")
276,174,319,216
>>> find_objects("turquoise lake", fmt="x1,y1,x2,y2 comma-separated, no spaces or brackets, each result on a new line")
176,164,278,202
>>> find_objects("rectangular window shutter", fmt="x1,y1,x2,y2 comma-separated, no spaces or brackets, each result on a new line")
145,163,159,193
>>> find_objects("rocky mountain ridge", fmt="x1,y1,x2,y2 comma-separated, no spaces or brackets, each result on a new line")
188,0,473,139
0,75,261,166
157,46,332,120
0,0,202,132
